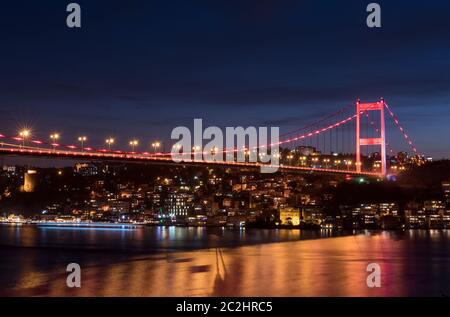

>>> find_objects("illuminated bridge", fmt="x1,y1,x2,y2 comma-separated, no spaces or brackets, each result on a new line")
0,99,420,178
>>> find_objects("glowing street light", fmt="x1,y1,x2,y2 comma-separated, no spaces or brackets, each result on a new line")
311,157,319,166
345,160,353,171
287,154,294,165
151,141,161,155
299,156,307,166
50,133,59,151
191,145,201,160
19,129,30,147
78,136,87,151
173,144,182,151
105,137,115,150
192,145,201,155
129,140,138,152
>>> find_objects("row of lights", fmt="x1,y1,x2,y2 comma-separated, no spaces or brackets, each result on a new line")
16,129,401,173
17,133,356,160
18,129,161,153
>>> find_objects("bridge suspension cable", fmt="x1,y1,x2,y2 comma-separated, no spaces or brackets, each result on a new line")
279,104,354,137
384,102,420,155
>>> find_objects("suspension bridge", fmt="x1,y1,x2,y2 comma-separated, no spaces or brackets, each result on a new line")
0,99,420,177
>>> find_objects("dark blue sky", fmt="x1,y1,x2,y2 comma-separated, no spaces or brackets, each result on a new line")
1,0,450,158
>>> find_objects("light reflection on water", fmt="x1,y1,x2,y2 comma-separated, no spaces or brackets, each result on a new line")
0,225,449,296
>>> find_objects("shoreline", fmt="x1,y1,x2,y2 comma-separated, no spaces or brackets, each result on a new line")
1,221,449,231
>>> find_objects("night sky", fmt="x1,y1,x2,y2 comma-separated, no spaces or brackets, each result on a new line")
1,0,450,159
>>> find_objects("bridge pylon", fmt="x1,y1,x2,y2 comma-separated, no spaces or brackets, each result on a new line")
356,98,386,176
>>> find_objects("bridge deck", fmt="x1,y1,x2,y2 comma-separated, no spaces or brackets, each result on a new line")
0,146,382,177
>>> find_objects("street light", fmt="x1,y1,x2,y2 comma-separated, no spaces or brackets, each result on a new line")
78,136,87,151
311,157,319,166
19,129,30,147
105,137,115,150
50,133,59,151
300,156,307,166
173,144,182,151
287,154,294,165
151,141,161,155
129,140,138,152
345,160,353,171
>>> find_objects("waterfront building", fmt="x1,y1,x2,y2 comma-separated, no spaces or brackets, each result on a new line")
442,181,450,204
404,209,427,228
379,202,399,216
443,210,450,229
279,207,301,226
165,192,194,217
424,200,446,213
107,198,131,213
302,206,324,225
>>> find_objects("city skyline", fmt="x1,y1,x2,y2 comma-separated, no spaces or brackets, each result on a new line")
1,1,450,158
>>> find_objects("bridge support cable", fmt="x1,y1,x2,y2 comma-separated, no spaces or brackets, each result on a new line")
384,102,420,156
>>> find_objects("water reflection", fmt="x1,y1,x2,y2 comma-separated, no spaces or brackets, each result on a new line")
0,225,449,296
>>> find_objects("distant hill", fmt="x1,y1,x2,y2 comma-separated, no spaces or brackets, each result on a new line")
397,160,450,190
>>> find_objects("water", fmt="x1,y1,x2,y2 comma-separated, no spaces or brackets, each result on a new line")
0,224,449,296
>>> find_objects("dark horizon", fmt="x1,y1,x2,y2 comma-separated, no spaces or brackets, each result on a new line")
1,0,450,159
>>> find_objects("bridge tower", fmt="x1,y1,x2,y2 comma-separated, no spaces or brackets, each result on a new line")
356,98,386,176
